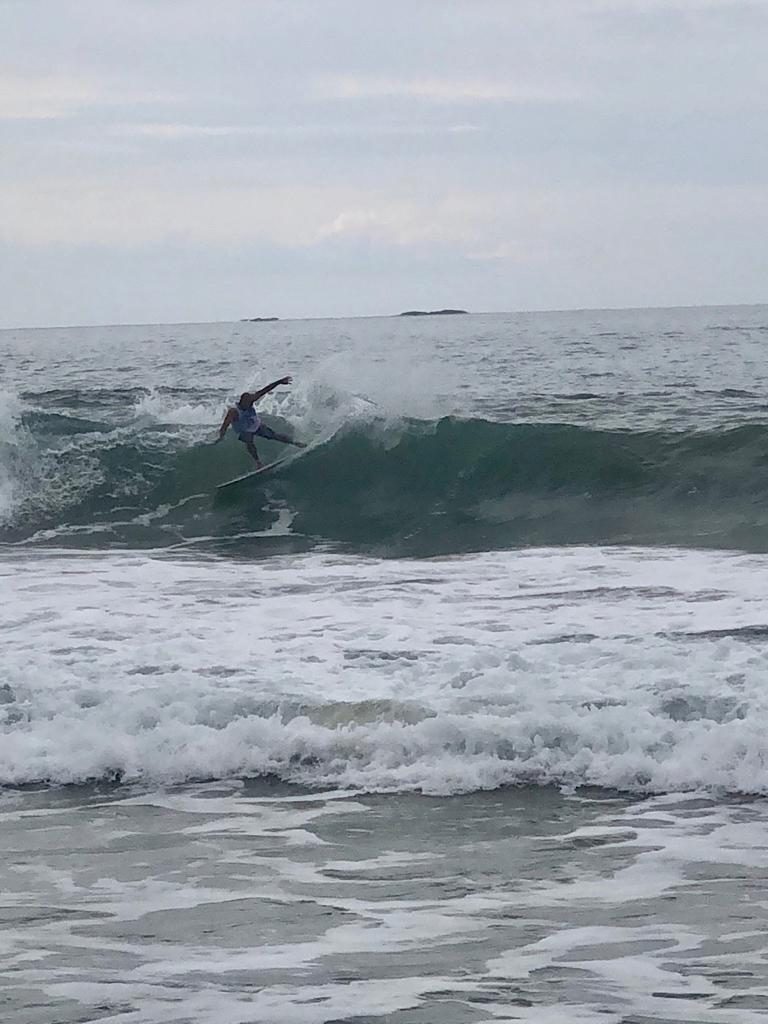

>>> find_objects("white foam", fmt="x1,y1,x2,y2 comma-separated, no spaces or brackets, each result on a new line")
132,391,221,427
289,349,463,423
3,546,768,794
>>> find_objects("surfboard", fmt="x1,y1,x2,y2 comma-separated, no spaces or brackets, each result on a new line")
216,456,291,491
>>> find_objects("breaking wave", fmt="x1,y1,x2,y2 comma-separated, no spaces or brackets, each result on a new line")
4,397,768,554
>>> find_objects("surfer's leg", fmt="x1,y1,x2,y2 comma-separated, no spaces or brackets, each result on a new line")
244,436,263,467
256,424,305,447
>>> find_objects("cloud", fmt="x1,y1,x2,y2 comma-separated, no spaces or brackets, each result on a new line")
113,122,482,141
582,0,758,9
115,123,259,139
0,73,100,120
3,170,766,259
0,181,322,247
317,199,489,246
0,177,497,250
314,75,583,104
0,71,175,121
465,243,521,263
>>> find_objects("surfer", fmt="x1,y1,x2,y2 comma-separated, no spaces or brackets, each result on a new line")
215,376,306,468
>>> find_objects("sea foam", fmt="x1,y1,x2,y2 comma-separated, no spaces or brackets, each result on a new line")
2,546,767,794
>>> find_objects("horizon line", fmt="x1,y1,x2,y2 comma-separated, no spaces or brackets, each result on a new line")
1,300,766,333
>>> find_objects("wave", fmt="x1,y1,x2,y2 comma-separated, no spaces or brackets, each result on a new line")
5,410,768,554
2,545,767,795
2,692,763,794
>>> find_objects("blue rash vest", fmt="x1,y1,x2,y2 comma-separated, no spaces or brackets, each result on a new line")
231,404,261,438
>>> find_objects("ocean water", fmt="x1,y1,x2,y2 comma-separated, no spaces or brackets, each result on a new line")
2,307,768,1022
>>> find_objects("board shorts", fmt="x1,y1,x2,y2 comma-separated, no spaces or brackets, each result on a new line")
236,423,280,443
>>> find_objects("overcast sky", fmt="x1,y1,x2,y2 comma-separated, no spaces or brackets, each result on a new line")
1,0,766,327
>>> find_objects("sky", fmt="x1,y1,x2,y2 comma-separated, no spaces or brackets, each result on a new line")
1,0,766,327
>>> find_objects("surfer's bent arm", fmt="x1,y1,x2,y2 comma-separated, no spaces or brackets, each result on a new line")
215,408,236,442
251,376,293,403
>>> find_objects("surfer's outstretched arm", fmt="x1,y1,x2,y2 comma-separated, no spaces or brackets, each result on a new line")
251,375,293,403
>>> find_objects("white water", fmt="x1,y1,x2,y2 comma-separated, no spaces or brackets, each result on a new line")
3,545,768,794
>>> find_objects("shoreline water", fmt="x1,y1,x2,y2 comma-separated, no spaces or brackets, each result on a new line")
3,780,768,1022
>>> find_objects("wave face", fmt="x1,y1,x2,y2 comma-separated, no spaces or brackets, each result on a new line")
4,398,768,555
